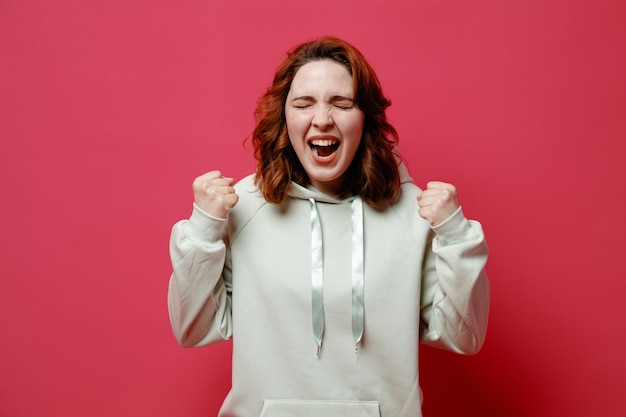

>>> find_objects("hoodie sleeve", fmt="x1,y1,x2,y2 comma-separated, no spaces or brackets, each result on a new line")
419,207,490,354
167,204,233,348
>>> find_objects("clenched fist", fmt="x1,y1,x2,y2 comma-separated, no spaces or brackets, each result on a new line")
192,171,239,219
417,181,460,226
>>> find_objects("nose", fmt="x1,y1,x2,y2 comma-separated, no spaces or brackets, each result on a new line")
311,105,333,129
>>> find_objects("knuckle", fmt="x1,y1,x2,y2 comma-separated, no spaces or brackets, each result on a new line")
207,188,218,199
192,177,204,191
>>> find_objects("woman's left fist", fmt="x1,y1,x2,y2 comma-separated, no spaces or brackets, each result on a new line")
417,181,460,226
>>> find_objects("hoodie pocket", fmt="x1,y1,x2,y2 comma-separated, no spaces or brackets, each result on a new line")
259,399,380,417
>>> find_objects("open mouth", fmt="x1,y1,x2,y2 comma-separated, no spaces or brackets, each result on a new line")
309,139,340,157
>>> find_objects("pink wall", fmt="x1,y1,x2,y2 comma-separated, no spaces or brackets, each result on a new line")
1,1,624,416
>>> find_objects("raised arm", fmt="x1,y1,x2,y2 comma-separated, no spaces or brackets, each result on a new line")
167,171,238,348
418,182,491,354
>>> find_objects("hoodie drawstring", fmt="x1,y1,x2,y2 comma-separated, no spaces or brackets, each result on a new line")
351,196,364,353
309,197,364,358
309,198,325,358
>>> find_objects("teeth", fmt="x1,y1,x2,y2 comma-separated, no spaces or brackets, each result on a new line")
310,139,336,147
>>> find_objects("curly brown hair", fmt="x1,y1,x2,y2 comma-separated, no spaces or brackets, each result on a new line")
252,36,401,207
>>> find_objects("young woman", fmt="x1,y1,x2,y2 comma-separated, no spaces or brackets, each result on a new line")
168,36,490,417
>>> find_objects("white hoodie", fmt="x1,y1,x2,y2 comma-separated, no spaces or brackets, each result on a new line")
168,167,490,417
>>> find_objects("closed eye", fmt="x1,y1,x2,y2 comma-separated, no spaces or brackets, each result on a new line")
290,96,315,110
330,96,355,110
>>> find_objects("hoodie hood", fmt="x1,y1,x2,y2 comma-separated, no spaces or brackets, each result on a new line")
286,157,414,202
285,157,413,357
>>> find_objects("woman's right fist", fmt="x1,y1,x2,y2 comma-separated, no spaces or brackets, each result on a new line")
192,171,239,219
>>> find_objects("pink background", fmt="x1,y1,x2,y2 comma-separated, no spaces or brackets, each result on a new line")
1,1,625,416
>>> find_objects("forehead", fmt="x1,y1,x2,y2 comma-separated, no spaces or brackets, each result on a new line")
289,60,354,95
